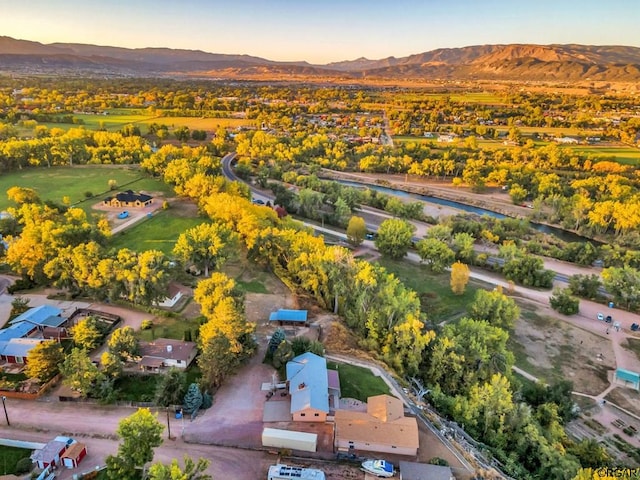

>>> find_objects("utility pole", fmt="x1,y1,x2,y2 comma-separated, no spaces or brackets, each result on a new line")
166,407,172,439
1,396,9,426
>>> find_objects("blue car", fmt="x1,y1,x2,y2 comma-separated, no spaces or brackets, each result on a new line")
117,211,129,219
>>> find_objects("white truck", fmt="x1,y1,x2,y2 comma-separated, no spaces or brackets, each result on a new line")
267,464,325,480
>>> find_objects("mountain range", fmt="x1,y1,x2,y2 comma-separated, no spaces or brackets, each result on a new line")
1,36,640,82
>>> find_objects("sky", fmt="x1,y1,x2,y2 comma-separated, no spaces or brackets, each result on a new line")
0,0,638,64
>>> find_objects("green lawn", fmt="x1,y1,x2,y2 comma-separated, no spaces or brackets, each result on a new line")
376,258,482,322
114,374,161,402
137,316,202,342
236,279,269,294
327,362,390,402
107,209,205,255
0,445,32,475
0,166,174,216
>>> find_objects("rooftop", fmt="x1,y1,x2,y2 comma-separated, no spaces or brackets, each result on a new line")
10,305,63,326
138,338,197,363
286,352,329,414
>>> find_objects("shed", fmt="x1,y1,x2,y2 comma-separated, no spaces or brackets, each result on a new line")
30,438,69,469
399,461,454,480
269,309,307,325
262,427,317,453
615,368,640,391
61,442,87,468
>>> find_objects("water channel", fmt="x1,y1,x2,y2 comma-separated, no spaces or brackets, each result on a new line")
333,179,596,244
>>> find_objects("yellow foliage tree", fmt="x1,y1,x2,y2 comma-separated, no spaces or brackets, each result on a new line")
450,261,470,295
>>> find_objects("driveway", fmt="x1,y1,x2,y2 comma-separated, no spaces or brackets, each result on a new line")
183,342,276,448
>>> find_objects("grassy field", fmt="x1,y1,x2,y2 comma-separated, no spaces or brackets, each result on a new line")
327,361,390,402
114,374,161,402
66,112,254,133
568,145,640,165
137,314,202,343
0,166,172,212
0,446,32,475
376,258,483,321
107,209,205,255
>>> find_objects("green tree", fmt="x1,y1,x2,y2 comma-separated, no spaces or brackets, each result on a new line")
502,255,555,288
108,326,139,361
602,265,640,310
451,232,476,263
155,368,187,407
60,347,103,397
568,274,602,300
468,288,520,330
296,188,325,220
173,222,237,277
106,408,164,480
375,218,415,259
550,288,580,315
24,340,64,381
346,216,366,246
70,316,103,351
183,383,203,416
148,455,212,480
416,238,455,272
332,197,351,226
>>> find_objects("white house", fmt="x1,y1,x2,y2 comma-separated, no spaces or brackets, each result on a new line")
137,338,197,372
157,284,184,308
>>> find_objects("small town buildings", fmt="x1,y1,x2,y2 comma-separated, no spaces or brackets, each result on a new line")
30,436,74,470
286,352,331,422
156,284,184,308
103,190,153,208
269,309,308,326
555,136,579,144
398,461,455,480
61,442,87,468
0,338,44,364
262,427,318,453
137,338,197,372
334,394,419,456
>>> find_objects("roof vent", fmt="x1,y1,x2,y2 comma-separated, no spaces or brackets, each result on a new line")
167,345,173,353
298,382,306,389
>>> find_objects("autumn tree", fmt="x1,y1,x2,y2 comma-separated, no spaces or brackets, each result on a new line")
375,218,415,259
108,326,139,361
25,340,64,381
468,287,520,330
450,261,470,295
148,455,212,480
70,316,104,351
346,215,366,246
173,222,237,277
6,186,40,205
106,408,164,480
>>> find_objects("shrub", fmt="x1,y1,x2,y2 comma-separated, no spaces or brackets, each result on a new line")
141,320,153,330
83,191,93,198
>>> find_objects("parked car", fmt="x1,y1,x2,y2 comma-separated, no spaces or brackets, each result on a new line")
631,323,639,332
597,313,604,321
605,315,613,323
365,232,376,240
117,211,129,219
252,198,265,205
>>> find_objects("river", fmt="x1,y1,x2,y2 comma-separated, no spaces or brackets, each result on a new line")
333,179,595,244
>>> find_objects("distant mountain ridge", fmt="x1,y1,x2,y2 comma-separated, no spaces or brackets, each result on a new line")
1,36,639,82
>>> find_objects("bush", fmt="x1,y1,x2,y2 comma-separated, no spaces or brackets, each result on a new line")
140,320,153,330
15,457,33,474
550,288,580,315
83,191,93,198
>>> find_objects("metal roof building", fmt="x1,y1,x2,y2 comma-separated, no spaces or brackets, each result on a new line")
286,352,329,422
615,368,640,391
10,305,63,326
269,309,308,324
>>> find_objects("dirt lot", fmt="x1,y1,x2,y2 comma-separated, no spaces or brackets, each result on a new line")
510,303,616,395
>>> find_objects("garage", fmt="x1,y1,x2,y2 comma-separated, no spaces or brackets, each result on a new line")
262,427,317,453
61,442,87,469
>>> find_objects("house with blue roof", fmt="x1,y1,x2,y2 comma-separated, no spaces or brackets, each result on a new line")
269,309,308,326
286,352,339,422
10,305,64,328
0,305,66,364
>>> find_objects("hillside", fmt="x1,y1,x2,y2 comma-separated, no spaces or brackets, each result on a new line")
1,36,639,82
